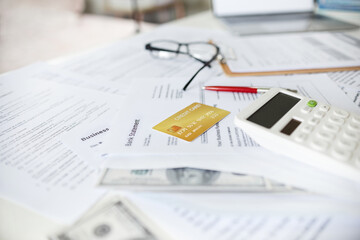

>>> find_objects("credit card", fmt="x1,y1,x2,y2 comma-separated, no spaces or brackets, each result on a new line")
153,102,230,142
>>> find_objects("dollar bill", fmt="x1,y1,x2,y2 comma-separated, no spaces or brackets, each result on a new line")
50,200,160,240
98,167,301,192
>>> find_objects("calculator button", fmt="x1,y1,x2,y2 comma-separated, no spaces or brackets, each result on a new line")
318,104,330,112
301,125,314,134
301,106,313,114
308,117,320,126
313,111,325,119
331,147,352,161
342,130,360,141
347,122,360,132
307,100,317,108
333,109,349,119
328,116,345,125
336,138,357,151
316,131,335,141
310,139,329,151
322,123,340,133
294,133,308,142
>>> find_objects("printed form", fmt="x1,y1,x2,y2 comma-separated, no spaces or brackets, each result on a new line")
102,74,359,156
0,66,121,223
126,192,360,240
56,26,359,105
58,26,229,85
224,32,360,72
20,63,128,96
327,71,360,107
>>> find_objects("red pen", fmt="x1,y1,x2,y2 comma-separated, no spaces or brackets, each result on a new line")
203,86,297,93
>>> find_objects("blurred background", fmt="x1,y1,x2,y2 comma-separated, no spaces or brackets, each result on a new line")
1,0,359,74
0,0,210,73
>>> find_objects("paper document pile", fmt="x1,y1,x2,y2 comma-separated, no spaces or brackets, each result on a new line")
1,26,360,239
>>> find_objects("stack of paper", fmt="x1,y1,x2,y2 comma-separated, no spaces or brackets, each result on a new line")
1,25,360,240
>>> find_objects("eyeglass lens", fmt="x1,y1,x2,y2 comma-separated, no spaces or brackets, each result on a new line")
149,41,179,59
188,43,217,62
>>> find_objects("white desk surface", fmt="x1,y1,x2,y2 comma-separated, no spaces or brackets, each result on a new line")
1,10,360,240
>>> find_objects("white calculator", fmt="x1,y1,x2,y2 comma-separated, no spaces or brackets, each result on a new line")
234,88,360,183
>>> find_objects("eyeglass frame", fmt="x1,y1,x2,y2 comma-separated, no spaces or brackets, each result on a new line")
145,40,220,91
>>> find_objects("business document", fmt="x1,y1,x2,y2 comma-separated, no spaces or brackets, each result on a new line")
0,66,121,222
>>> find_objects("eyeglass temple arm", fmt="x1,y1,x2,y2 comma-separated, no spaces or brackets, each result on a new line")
183,50,219,91
182,63,209,91
190,56,212,67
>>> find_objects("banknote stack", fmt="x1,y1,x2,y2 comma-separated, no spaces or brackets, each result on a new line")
50,199,163,240
97,167,300,192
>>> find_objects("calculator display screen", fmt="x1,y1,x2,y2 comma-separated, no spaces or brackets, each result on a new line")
247,92,300,128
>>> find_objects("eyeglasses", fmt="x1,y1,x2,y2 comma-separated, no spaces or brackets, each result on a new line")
145,40,220,91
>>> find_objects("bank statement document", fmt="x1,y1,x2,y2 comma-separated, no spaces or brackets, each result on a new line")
92,74,360,200
0,66,121,223
102,74,359,157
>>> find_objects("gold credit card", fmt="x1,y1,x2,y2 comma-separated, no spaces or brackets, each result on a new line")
153,102,230,142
